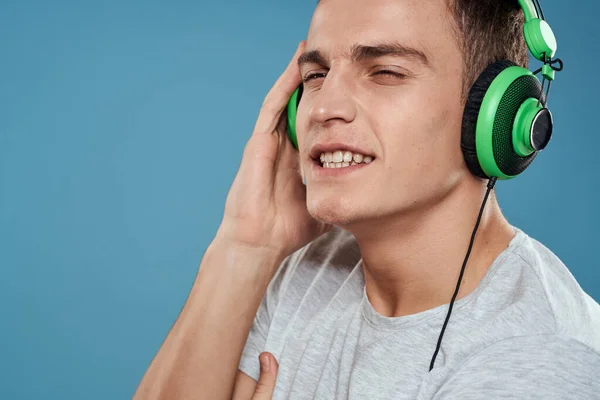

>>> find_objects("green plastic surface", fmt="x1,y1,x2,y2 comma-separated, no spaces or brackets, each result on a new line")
286,87,300,149
518,0,539,22
512,98,541,157
542,64,556,81
524,19,557,61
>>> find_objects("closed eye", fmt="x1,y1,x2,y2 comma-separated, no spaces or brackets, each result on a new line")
303,70,404,82
303,72,327,82
374,70,404,78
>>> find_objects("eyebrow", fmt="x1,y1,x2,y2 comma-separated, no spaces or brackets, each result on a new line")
297,42,431,69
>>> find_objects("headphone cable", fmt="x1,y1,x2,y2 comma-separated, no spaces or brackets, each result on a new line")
429,176,498,372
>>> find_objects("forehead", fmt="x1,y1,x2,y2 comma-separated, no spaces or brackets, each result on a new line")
307,0,454,62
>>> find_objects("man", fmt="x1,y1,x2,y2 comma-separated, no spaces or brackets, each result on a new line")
134,0,600,399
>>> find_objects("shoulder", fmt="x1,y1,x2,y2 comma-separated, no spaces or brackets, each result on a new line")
502,227,600,351
434,334,600,399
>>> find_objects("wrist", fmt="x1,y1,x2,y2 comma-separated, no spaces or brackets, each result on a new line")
207,227,287,281
214,221,288,260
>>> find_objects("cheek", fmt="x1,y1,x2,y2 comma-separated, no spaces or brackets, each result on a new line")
368,86,464,172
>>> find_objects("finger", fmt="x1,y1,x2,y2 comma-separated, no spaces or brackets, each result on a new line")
251,352,279,399
263,40,306,112
263,40,305,114
253,40,306,136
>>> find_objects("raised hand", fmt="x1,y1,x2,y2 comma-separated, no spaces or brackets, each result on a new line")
217,40,332,264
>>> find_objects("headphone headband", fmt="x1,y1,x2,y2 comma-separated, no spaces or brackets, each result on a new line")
518,0,557,61
518,0,540,22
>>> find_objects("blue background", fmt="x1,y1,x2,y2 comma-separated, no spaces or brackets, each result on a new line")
1,1,598,398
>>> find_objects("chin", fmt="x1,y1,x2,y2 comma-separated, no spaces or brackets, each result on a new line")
307,194,351,226
306,192,375,227
306,187,440,232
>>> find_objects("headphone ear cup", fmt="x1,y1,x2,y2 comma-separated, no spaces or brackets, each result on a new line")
461,60,517,179
461,60,546,180
286,85,303,149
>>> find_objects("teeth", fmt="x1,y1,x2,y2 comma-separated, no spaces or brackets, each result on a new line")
319,150,374,169
333,151,343,163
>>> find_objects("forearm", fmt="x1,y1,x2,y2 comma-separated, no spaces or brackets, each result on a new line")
133,236,284,400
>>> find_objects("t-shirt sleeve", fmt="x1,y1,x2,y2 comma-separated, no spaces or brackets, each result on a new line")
433,334,600,399
237,251,299,382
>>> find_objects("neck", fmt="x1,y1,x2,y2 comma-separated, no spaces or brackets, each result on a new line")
345,178,515,318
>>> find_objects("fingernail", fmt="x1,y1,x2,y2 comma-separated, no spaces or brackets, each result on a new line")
302,174,306,185
260,354,270,372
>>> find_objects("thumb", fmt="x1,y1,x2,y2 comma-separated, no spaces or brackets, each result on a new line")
251,352,279,399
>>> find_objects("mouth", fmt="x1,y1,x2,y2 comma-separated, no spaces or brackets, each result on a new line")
311,150,375,169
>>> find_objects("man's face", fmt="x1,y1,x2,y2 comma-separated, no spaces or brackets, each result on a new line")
297,0,469,229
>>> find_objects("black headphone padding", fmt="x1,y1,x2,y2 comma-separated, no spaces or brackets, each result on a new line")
461,60,518,179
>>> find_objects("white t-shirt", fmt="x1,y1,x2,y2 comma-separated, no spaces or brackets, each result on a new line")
238,225,600,399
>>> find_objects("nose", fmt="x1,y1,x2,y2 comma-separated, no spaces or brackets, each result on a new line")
308,69,357,126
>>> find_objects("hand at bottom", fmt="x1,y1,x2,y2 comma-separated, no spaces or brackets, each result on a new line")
251,352,279,399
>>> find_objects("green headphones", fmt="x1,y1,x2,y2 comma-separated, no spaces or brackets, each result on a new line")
286,0,562,180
